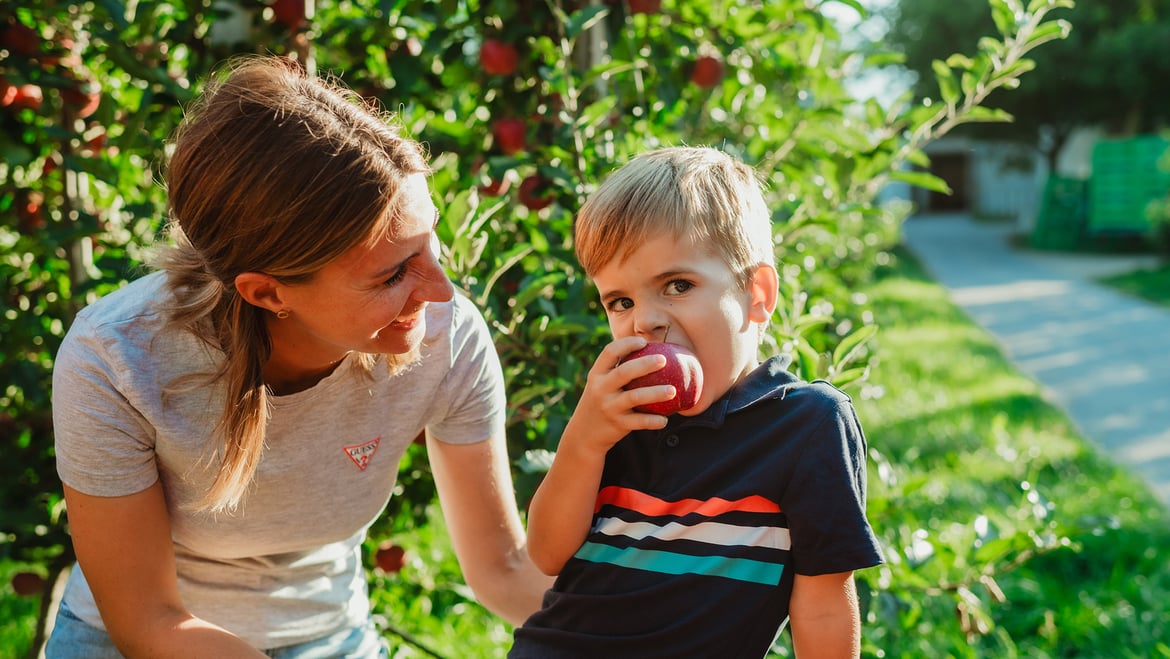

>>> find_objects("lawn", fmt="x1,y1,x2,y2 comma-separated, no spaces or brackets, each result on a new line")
4,248,1169,658
1099,262,1170,308
849,247,1170,657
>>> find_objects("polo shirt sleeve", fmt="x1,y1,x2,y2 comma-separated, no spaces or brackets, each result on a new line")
783,389,885,575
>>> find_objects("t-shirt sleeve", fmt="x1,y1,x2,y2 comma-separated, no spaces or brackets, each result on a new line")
427,293,506,445
52,315,160,497
784,389,885,575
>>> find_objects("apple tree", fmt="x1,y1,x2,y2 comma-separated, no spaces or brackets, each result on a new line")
2,0,1077,655
882,0,1170,169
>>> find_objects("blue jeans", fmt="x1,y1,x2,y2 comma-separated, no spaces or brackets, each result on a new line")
44,599,391,658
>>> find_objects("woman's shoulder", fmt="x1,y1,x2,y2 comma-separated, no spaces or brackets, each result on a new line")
70,270,171,333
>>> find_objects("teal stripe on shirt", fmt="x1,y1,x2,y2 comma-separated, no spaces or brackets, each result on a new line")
574,541,784,585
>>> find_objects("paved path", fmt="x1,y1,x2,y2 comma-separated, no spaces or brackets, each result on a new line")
901,213,1170,505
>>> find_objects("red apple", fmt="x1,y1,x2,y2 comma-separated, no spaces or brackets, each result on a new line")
628,0,661,14
690,55,724,88
479,39,518,76
478,171,514,196
271,0,306,30
61,80,101,119
16,190,45,233
375,542,407,573
0,78,16,107
0,22,39,56
11,572,45,597
619,342,704,415
518,175,554,211
492,117,527,155
10,84,42,112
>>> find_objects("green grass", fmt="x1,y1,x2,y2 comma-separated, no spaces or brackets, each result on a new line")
0,562,43,659
851,247,1170,658
1099,262,1170,308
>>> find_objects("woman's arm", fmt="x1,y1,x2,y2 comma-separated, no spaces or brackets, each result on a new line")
426,431,554,626
788,571,861,658
63,482,266,658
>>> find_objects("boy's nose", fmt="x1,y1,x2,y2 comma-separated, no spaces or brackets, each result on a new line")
633,310,672,342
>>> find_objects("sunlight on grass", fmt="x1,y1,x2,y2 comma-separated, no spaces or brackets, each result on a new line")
855,247,1170,657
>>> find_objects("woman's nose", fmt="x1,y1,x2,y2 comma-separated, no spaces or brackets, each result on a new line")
418,248,455,303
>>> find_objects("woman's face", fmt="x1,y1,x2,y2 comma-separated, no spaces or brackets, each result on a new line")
274,173,455,368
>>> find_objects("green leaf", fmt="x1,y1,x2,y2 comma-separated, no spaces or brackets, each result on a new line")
889,170,952,195
832,323,878,368
565,5,609,39
931,60,959,106
989,0,1018,36
1024,19,1073,49
576,96,619,131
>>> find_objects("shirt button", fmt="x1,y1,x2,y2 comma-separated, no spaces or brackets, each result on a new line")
665,435,680,447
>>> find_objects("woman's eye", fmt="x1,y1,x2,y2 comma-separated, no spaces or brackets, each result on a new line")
665,279,693,295
383,268,409,287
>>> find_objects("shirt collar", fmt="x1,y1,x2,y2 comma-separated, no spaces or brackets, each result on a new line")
665,355,799,432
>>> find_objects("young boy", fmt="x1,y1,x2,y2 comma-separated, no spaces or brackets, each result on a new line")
509,147,884,658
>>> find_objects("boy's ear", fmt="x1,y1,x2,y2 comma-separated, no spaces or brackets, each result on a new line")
234,272,286,314
747,263,779,323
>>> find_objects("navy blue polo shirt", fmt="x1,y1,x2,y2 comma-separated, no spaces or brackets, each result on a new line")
510,356,884,659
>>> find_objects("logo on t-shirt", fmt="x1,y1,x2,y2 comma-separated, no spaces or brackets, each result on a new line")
343,437,381,471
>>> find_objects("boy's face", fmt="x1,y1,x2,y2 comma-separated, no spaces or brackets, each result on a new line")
592,233,777,415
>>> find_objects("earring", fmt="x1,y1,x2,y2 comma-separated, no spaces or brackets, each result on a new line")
276,309,289,319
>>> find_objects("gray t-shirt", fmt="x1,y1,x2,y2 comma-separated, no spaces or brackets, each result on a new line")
52,271,505,649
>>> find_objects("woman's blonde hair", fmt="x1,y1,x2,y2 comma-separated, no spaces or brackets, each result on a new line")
574,146,773,287
152,56,430,513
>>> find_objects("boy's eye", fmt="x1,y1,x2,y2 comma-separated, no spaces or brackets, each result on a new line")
605,297,634,313
665,279,693,295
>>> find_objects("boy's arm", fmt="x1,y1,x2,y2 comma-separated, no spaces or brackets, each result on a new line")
525,336,675,575
789,571,861,658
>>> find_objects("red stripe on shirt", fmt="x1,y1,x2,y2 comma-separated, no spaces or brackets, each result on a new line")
594,485,781,517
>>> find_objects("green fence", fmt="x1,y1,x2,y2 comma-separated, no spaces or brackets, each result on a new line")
1087,135,1170,235
1032,135,1170,250
1031,174,1088,250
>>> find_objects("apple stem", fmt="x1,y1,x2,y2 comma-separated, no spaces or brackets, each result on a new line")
663,323,670,343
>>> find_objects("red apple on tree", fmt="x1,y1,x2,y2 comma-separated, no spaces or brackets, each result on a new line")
0,78,16,107
61,80,101,119
11,572,45,597
491,117,527,155
375,541,407,574
690,55,725,88
518,175,555,211
270,0,306,31
619,341,704,415
627,0,662,14
479,39,518,76
10,84,43,112
0,21,39,56
16,190,45,234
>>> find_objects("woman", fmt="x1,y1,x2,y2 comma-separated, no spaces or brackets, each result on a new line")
46,56,550,658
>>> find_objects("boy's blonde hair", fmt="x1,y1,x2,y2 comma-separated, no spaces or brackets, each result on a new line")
574,147,774,287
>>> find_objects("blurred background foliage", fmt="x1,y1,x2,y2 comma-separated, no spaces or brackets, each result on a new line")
7,0,1155,657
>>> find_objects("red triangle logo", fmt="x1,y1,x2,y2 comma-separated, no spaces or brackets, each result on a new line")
343,437,381,471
